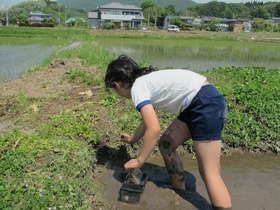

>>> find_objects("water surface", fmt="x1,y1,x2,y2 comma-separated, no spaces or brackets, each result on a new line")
0,45,56,80
98,38,280,71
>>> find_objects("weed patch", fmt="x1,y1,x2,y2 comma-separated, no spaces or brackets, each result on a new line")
0,108,101,209
203,67,280,152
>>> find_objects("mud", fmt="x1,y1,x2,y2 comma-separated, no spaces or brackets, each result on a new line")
95,153,280,210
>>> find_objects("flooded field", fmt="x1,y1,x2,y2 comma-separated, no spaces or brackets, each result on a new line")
96,153,280,210
0,45,56,80
1,30,280,81
97,37,280,71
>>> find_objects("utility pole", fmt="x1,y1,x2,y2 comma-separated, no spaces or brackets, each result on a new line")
58,5,61,25
148,10,150,28
64,6,67,24
83,8,89,28
169,12,170,26
6,10,9,26
3,5,9,26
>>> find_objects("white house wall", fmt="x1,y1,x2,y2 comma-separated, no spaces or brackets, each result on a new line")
88,12,98,19
101,14,138,21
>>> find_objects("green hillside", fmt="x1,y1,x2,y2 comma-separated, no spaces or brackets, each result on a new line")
57,0,198,11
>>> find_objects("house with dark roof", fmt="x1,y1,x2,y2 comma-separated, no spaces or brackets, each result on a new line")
29,12,52,24
88,2,144,29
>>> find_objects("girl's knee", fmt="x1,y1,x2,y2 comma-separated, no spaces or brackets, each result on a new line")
159,138,170,150
198,168,222,183
158,133,173,153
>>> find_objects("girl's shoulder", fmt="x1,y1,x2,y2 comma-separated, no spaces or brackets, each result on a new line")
149,69,195,77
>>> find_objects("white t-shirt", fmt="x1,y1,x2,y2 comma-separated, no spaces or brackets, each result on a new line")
131,69,207,114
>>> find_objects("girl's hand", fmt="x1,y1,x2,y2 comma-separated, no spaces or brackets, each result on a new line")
124,158,143,170
120,133,133,144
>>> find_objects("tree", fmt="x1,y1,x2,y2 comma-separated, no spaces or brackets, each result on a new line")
141,0,159,28
151,5,160,28
228,3,250,18
187,1,278,19
252,19,272,31
170,17,183,28
165,4,176,16
8,0,85,27
223,7,233,19
275,3,280,17
187,5,200,17
9,17,18,25
274,23,280,32
198,1,226,17
209,18,220,31
43,17,55,24
43,0,57,5
18,14,29,25
141,0,157,10
250,5,270,19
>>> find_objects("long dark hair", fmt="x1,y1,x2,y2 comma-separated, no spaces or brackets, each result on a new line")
105,55,156,89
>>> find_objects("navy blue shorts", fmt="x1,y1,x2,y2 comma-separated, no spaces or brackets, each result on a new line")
177,85,228,141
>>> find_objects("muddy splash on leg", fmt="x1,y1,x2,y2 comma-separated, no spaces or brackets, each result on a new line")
158,131,185,190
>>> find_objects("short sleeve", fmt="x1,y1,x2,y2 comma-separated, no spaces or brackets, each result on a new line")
131,78,152,112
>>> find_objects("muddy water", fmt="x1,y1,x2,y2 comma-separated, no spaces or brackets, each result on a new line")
96,153,280,210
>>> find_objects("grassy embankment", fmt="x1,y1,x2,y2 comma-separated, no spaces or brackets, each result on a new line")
0,27,279,209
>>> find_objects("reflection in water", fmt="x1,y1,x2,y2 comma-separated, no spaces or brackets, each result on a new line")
1,39,279,80
100,39,280,71
0,45,56,80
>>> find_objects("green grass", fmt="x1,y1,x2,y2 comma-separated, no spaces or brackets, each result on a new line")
0,106,102,209
0,26,93,48
0,26,92,45
52,42,112,68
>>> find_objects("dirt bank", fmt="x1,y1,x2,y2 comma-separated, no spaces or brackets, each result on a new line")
0,58,98,135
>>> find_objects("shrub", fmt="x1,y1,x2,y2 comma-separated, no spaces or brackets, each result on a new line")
104,22,115,30
273,23,280,32
252,19,272,32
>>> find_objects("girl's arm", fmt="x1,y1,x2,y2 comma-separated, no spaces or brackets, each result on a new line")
121,120,146,144
124,104,160,169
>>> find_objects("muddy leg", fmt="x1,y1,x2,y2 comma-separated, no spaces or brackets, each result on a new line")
158,119,191,190
159,135,185,189
212,206,232,210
